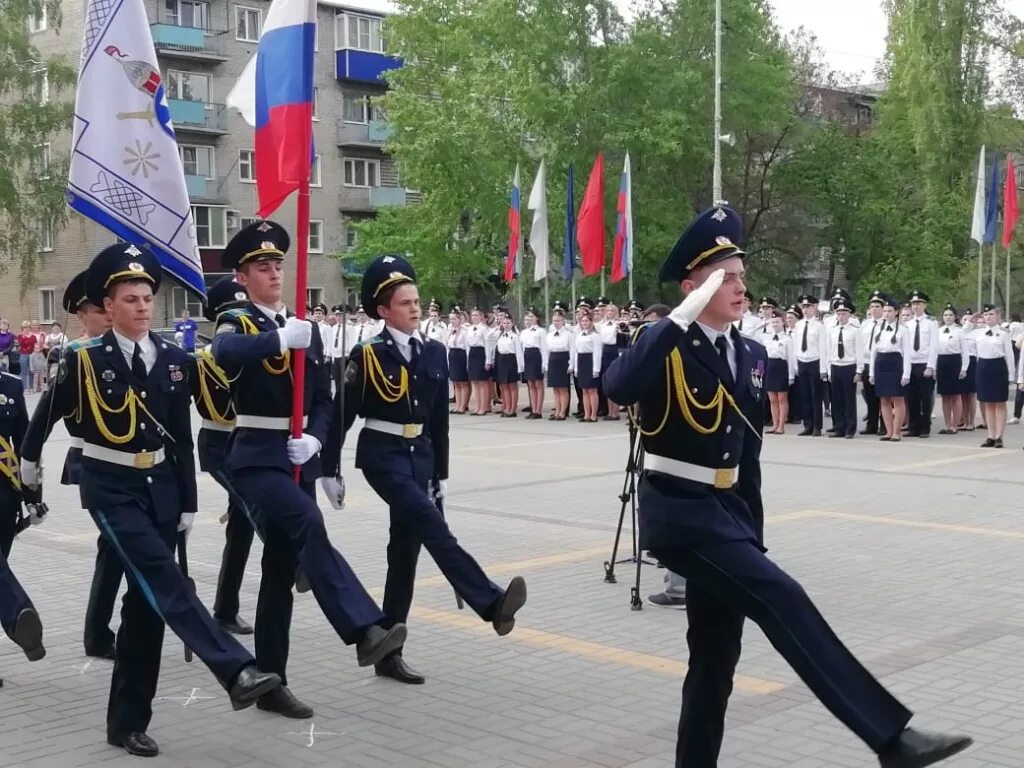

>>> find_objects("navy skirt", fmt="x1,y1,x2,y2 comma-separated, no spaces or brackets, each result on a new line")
600,343,619,374
874,352,905,398
576,352,598,389
976,357,1009,403
964,356,978,394
547,351,570,388
448,347,468,382
467,346,488,381
935,353,963,396
523,347,543,381
495,353,520,384
765,358,790,393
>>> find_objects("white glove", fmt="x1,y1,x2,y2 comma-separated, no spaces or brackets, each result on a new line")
319,475,346,510
668,268,726,330
20,460,40,490
431,479,448,504
278,317,312,351
287,433,322,465
26,504,47,527
177,512,195,534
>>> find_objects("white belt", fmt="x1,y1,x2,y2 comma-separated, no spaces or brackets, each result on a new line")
83,444,165,470
201,419,234,433
363,418,423,438
645,454,738,490
69,436,84,449
235,415,308,430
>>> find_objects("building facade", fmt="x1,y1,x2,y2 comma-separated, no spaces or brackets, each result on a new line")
6,0,403,331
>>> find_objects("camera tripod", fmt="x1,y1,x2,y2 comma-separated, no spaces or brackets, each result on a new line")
603,417,655,610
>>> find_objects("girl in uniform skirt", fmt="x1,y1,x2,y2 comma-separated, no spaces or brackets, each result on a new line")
446,306,470,414
494,316,524,417
935,304,968,434
546,302,573,420
466,307,492,416
570,309,603,422
959,309,979,430
764,311,796,433
784,304,803,424
971,304,1015,447
869,297,912,442
520,308,548,419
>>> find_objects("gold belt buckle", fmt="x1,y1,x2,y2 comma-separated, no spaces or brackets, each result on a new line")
134,451,156,469
713,467,734,489
402,423,419,438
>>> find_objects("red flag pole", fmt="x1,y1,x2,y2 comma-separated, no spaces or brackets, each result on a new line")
291,179,311,482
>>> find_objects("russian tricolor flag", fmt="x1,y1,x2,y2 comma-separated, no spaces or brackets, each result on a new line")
505,164,522,282
611,152,633,284
252,0,315,216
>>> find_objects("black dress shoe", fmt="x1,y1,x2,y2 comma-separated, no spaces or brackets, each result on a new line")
859,429,876,435
229,666,282,711
994,438,1004,448
812,429,822,436
981,438,996,447
216,615,254,635
257,685,314,718
827,432,844,438
86,645,116,661
108,731,159,757
491,576,527,636
797,428,813,436
13,608,45,661
878,727,972,768
357,624,408,667
375,652,425,684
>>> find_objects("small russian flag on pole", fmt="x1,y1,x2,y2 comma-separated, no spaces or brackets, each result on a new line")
611,152,632,285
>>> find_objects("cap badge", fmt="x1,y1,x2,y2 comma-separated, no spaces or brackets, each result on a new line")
383,256,396,263
261,241,275,250
715,235,733,246
124,244,142,256
711,208,727,222
127,261,144,272
257,222,272,232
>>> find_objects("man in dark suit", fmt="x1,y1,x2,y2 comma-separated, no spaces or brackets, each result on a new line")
603,206,970,768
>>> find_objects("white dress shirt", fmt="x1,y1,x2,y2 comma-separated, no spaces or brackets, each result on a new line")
421,319,447,344
520,325,549,370
696,321,737,380
936,325,969,375
446,325,469,353
793,317,829,374
596,319,618,346
385,325,423,364
869,323,912,381
828,322,859,367
112,328,157,374
546,326,573,353
907,314,939,369
764,331,796,382
858,318,881,369
495,331,524,372
970,328,1016,382
571,330,603,374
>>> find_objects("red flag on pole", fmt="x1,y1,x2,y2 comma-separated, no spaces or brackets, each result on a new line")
1003,153,1019,248
577,153,605,277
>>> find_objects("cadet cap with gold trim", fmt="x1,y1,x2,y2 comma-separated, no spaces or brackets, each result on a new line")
659,206,746,283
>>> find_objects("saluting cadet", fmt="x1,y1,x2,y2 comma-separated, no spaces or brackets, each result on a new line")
743,297,775,341
546,302,573,420
21,244,281,757
793,294,828,435
191,278,255,636
325,255,527,685
904,291,939,437
763,311,795,433
421,299,447,344
520,308,548,419
858,292,884,436
446,306,471,414
935,304,969,434
604,206,971,768
827,296,860,438
212,222,407,717
870,296,913,442
972,304,1015,447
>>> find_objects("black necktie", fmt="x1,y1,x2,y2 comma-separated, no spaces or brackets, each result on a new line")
131,343,147,380
838,327,845,359
987,330,994,337
913,319,920,351
714,336,734,385
943,327,950,335
772,334,779,342
869,320,877,350
409,337,420,367
801,322,808,353
554,331,559,337
274,313,286,328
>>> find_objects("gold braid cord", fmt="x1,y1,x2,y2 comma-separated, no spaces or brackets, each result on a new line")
238,315,290,375
361,344,409,404
79,351,138,444
0,435,22,491
196,350,235,426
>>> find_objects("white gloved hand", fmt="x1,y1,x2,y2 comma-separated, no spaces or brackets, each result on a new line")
177,512,196,534
431,479,448,504
27,504,47,527
319,475,346,510
20,460,40,490
287,433,322,465
278,317,312,351
668,268,726,330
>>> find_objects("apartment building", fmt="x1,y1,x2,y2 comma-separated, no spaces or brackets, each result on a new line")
5,0,405,329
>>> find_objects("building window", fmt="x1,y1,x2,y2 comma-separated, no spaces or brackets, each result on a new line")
192,205,226,247
308,220,323,253
167,70,210,102
35,70,48,104
28,6,46,34
312,87,319,120
36,221,53,252
345,13,383,52
344,227,358,250
342,93,372,124
235,5,262,42
240,216,259,229
170,286,205,319
164,0,209,28
344,158,378,188
38,288,55,324
238,149,255,182
179,145,215,178
310,155,322,187
34,143,51,180
306,288,323,308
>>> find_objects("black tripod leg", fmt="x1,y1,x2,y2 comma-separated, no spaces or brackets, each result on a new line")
604,423,640,585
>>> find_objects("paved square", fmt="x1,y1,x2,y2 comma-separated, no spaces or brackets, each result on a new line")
1,395,1021,767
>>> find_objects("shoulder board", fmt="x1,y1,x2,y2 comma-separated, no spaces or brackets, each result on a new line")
629,322,653,345
0,371,19,381
219,308,248,321
69,336,103,353
365,335,383,345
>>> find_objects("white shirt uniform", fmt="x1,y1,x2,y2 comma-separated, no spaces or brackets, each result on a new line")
869,322,913,381
420,318,447,344
596,319,618,347
520,325,549,370
446,325,469,353
764,331,796,382
858,317,882,371
906,315,939,369
571,330,602,374
353,320,382,348
828,322,860,368
546,326,573,353
970,327,1015,377
112,328,157,373
495,331,524,373
936,325,969,375
734,312,761,337
793,317,829,375
465,323,491,365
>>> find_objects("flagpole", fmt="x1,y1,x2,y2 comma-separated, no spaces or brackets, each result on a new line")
600,265,606,295
571,273,577,310
991,242,997,304
1007,244,1012,315
712,0,724,204
291,180,311,482
628,267,634,302
544,275,550,323
977,242,983,311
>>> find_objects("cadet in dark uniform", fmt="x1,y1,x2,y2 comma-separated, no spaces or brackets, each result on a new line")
212,221,406,717
323,255,527,685
603,206,971,768
191,277,255,635
20,244,281,757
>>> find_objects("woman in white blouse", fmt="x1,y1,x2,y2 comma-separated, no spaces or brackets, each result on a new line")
959,309,979,430
972,303,1015,447
763,312,796,434
546,303,573,420
520,308,548,419
493,316,524,417
869,298,913,442
465,307,492,416
446,307,471,414
934,304,969,434
570,309,603,422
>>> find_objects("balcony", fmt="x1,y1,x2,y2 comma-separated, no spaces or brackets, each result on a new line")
339,185,407,212
151,24,228,62
169,100,228,135
184,174,227,203
335,118,392,148
335,49,401,85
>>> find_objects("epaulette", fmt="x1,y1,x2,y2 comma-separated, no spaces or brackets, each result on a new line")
219,308,249,322
364,335,383,345
69,336,103,353
629,322,652,346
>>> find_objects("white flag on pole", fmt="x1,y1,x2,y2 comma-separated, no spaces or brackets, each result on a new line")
67,0,204,296
971,146,986,245
528,159,550,282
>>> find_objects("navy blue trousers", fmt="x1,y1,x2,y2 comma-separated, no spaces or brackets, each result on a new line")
829,364,858,436
91,502,254,736
363,472,503,629
796,361,824,430
906,363,935,435
208,470,255,623
0,488,33,641
651,541,911,767
83,533,124,655
232,468,384,684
